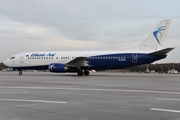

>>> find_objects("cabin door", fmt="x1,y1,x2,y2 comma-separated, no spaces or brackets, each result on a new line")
19,54,25,63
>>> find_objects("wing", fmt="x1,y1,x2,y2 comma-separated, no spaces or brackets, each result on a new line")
66,57,89,68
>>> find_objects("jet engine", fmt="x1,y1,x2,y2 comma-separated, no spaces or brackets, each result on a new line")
49,63,68,72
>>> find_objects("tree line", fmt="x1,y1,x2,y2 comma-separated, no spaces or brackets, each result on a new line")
127,63,180,72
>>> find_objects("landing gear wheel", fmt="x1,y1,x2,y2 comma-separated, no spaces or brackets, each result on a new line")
84,70,90,76
77,71,83,76
19,71,22,75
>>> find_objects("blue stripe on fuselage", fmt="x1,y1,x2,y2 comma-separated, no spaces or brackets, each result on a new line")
86,53,166,70
12,65,48,71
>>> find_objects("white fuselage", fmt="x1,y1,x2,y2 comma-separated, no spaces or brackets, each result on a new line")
4,50,149,68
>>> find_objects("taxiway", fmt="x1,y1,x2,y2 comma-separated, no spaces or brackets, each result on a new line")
0,72,180,120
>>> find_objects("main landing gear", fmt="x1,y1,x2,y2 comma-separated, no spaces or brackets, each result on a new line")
19,71,22,75
77,70,90,76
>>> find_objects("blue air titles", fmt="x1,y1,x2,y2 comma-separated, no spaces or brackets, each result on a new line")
31,53,56,57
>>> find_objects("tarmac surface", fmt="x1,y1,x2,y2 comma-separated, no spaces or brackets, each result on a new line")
0,72,180,120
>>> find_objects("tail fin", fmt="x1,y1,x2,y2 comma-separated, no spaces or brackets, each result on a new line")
139,19,171,51
126,20,171,52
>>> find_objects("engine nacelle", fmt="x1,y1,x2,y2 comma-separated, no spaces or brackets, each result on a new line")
49,63,67,73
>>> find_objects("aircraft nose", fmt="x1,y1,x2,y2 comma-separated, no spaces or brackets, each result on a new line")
3,61,6,66
3,60,9,67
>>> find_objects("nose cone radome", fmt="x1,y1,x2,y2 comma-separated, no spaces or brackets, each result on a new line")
3,60,9,67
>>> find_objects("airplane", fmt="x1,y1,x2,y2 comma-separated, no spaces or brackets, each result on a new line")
3,19,174,76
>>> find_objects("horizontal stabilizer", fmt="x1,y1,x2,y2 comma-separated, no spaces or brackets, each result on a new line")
149,48,174,56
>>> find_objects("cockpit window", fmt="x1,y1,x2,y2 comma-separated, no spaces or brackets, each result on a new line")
10,57,15,60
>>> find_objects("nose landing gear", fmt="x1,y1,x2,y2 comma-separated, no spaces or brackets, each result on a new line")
19,71,22,75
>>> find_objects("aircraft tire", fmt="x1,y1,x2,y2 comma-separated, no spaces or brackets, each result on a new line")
77,71,83,76
84,70,90,76
19,71,22,75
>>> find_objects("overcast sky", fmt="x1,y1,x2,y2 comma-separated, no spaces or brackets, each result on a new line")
0,0,180,63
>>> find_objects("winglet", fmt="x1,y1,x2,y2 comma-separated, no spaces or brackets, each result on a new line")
149,48,174,56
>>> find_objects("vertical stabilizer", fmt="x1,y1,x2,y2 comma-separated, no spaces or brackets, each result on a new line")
138,19,171,51
126,20,171,51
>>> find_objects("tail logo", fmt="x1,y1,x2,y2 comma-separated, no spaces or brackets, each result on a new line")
153,26,165,45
